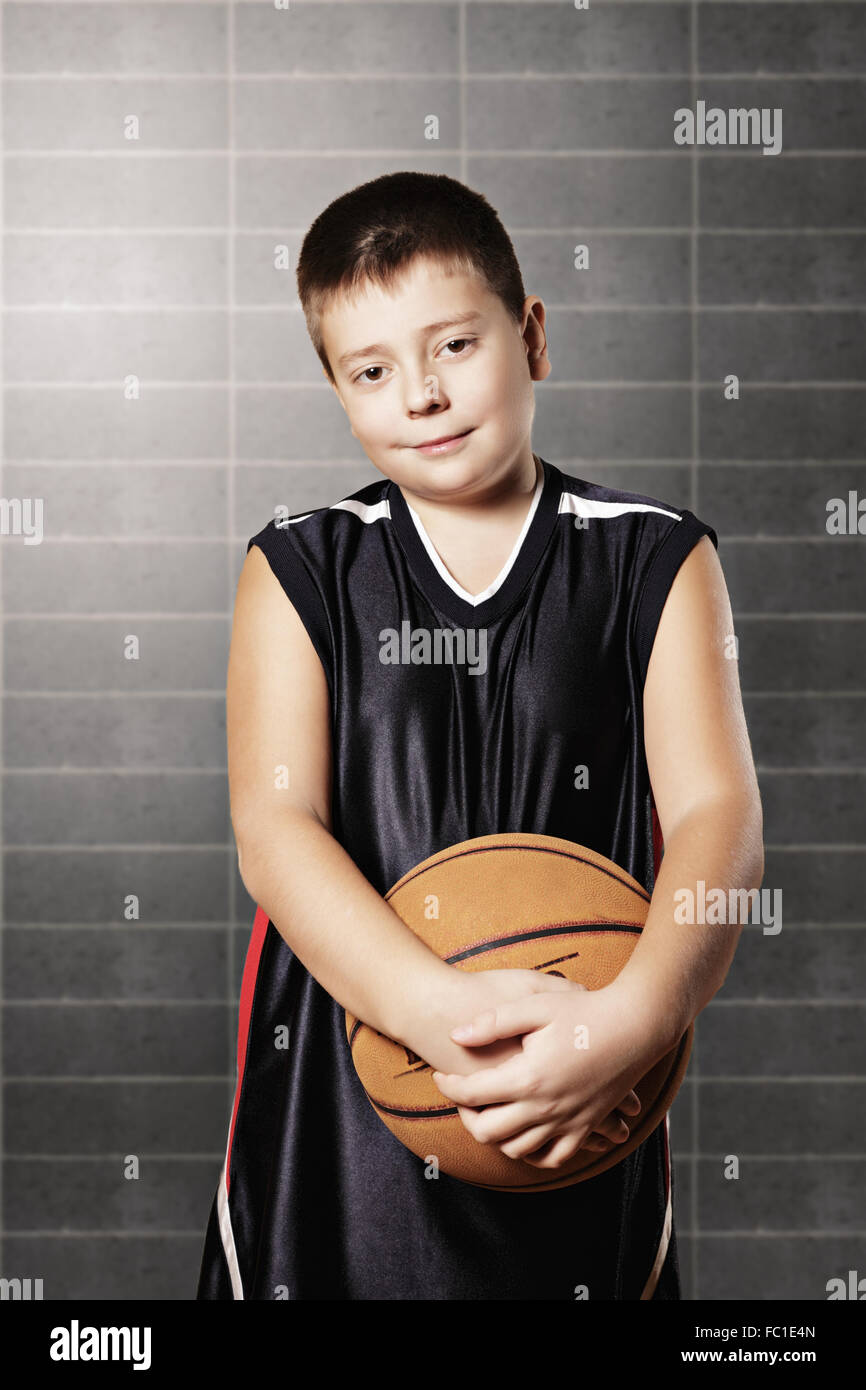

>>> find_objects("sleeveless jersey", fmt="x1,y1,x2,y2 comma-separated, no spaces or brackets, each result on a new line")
196,455,718,1300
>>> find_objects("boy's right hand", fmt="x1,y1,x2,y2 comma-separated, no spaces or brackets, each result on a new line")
406,967,641,1160
407,965,580,1079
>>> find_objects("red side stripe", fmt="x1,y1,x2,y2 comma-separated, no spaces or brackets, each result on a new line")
225,904,270,1196
651,798,664,882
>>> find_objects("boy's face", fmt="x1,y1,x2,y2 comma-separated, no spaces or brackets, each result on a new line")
319,254,550,500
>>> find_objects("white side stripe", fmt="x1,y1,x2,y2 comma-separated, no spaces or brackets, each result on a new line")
558,494,682,522
640,1112,673,1300
217,1144,244,1299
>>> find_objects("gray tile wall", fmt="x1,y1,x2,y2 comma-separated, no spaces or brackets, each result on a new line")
1,1,864,1301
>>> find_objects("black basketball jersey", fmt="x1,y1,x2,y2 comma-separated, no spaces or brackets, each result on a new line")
196,455,718,1300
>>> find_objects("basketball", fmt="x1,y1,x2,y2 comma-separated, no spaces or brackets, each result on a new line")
345,832,692,1192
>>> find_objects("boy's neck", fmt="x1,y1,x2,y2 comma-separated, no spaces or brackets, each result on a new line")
393,451,544,599
396,450,542,527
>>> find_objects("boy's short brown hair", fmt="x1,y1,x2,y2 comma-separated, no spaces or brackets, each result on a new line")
296,171,527,383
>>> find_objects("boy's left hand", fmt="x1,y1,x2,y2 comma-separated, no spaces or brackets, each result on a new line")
430,979,673,1170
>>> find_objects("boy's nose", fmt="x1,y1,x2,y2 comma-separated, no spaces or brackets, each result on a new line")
404,373,447,413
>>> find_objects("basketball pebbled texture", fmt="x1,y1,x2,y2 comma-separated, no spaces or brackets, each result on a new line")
345,832,692,1192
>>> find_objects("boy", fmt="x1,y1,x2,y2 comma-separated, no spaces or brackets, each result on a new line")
196,172,763,1300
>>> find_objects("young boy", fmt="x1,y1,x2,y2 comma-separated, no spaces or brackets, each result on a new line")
196,172,763,1301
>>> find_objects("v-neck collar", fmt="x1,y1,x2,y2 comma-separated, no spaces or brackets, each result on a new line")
387,456,562,626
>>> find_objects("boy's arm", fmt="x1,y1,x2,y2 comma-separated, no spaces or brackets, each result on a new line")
428,536,765,1166
615,534,765,1039
229,545,456,1044
228,546,570,1075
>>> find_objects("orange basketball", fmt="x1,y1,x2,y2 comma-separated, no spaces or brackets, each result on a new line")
345,832,692,1192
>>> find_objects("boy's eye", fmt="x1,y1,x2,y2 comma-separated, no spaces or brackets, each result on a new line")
441,338,473,357
353,338,474,385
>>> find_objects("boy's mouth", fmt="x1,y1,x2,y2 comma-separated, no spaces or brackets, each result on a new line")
412,428,474,455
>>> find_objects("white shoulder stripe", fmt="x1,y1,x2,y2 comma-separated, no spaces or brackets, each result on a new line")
277,497,391,526
558,494,682,522
288,493,680,527
330,497,391,523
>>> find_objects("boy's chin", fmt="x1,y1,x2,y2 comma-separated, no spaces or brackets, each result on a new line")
385,455,485,493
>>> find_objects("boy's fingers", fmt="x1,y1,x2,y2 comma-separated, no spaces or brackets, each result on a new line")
593,1110,631,1143
449,993,555,1044
431,1052,531,1107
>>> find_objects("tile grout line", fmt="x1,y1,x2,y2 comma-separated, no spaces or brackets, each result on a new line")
6,1074,866,1083
3,1234,865,1246
5,227,866,237
459,1,466,188
690,0,699,1303
4,71,866,84
226,0,237,1129
0,0,5,1280
7,1151,866,1162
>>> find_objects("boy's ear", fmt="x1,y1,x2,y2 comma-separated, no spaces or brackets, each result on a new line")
521,296,551,383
